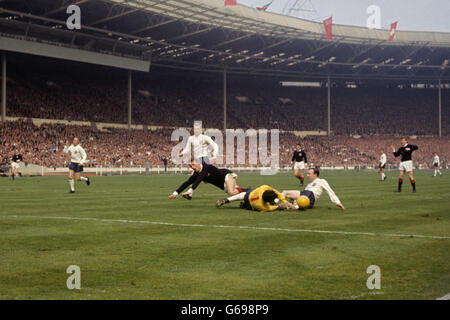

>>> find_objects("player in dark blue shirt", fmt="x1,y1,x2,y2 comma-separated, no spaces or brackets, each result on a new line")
391,137,418,192
291,144,308,186
168,162,245,200
10,152,24,180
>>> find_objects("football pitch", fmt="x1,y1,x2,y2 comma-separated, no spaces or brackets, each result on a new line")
0,171,449,300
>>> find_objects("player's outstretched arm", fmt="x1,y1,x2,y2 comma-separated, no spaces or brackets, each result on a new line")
63,141,70,154
322,180,343,209
179,168,209,199
278,201,297,210
169,173,197,199
272,188,288,205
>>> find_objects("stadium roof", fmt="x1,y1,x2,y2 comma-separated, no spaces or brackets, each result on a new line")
0,0,449,80
114,0,450,46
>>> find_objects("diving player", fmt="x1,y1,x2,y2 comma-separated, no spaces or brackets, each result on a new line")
216,185,293,212
169,162,244,200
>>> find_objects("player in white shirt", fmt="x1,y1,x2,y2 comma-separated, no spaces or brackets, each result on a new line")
63,137,90,193
378,150,387,181
432,153,443,177
282,167,345,211
179,122,219,165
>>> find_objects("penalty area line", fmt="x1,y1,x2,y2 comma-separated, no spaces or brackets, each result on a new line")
1,214,450,240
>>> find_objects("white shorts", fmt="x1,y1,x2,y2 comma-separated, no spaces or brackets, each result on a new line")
224,173,238,193
399,160,413,172
11,162,20,170
294,161,305,170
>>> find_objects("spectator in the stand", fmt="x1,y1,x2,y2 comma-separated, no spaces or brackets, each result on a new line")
162,156,168,172
0,155,9,174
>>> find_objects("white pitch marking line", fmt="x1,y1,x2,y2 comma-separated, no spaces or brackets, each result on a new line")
1,215,450,240
351,291,383,299
436,293,450,300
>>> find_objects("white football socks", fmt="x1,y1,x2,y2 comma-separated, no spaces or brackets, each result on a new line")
80,176,88,181
69,179,75,191
227,192,246,202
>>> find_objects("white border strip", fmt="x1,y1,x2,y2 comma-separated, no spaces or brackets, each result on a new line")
2,215,449,240
436,293,450,300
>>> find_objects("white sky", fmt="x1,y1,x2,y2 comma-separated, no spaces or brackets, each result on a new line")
237,0,450,32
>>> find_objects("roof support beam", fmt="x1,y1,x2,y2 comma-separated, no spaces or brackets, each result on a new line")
42,0,90,17
90,8,139,26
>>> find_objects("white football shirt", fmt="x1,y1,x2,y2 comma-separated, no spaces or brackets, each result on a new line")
380,153,386,165
63,144,87,164
305,178,341,205
181,134,219,160
433,155,440,165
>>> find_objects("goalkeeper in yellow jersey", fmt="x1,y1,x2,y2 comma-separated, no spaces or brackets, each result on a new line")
216,185,294,212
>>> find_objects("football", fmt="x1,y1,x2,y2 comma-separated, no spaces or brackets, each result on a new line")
297,195,311,210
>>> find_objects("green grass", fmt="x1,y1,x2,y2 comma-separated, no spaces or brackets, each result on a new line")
0,171,449,300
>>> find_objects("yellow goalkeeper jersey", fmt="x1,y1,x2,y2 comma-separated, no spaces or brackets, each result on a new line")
248,185,287,212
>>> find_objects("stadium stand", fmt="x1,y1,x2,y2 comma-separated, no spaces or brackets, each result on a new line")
1,119,449,169
5,63,450,136
1,0,449,173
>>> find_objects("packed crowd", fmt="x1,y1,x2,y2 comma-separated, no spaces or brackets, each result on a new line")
0,120,175,168
5,71,449,136
1,120,448,169
2,64,449,169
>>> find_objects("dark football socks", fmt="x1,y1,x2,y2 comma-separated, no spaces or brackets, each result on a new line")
410,179,416,192
398,178,403,191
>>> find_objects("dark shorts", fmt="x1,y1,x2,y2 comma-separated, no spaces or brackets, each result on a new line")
241,189,255,210
433,163,439,168
69,162,84,173
300,190,315,208
379,164,386,169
